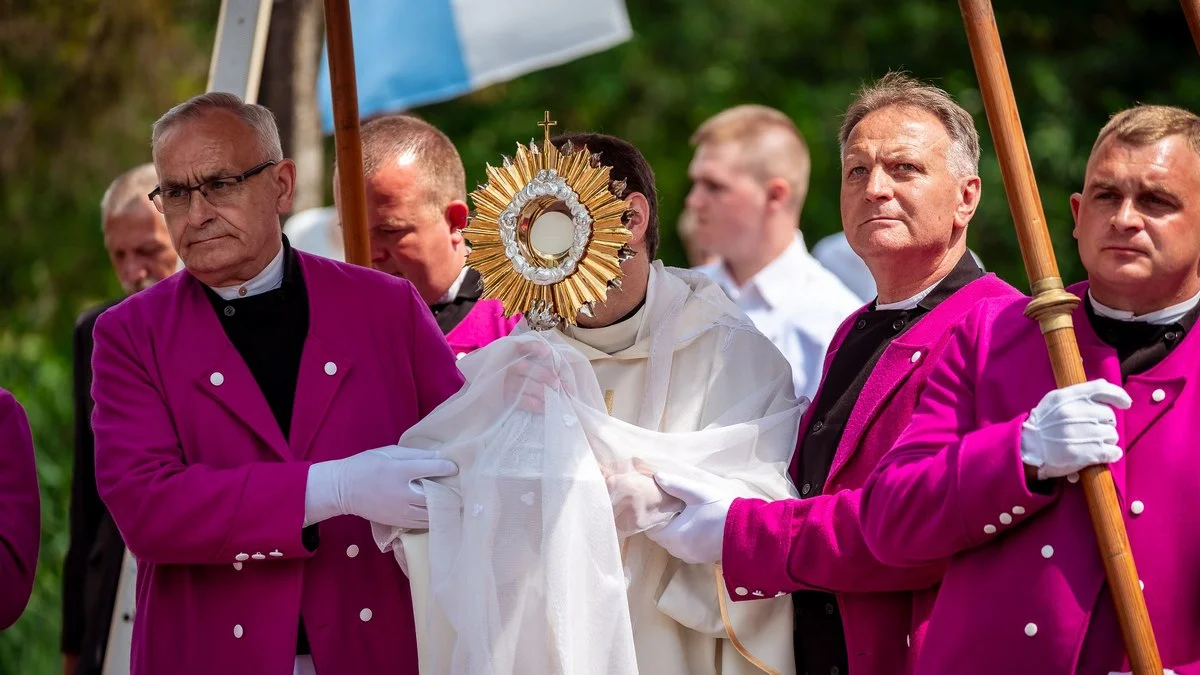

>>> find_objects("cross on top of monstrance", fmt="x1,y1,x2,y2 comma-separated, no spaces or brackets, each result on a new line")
537,110,557,145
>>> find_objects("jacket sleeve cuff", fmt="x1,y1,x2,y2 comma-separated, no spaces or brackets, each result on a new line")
721,497,796,602
213,460,315,564
952,414,1059,545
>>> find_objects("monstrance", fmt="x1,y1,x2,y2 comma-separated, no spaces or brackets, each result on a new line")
464,112,635,330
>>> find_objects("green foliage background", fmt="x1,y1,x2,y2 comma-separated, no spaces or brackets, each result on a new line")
2,0,1198,670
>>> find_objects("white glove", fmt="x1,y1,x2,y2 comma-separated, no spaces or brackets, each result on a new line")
602,458,685,535
642,472,734,565
1020,379,1132,481
1109,670,1177,675
304,446,458,528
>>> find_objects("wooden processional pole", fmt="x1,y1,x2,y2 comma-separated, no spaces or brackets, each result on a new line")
322,0,371,267
957,1,1162,671
1182,0,1200,55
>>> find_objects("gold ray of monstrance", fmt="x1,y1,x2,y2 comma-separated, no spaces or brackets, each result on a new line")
464,111,635,330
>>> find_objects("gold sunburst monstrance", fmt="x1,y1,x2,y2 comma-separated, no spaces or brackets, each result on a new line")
464,111,634,330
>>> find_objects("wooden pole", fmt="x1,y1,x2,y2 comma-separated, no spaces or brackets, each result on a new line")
1182,0,1200,55
957,1,1162,671
322,0,371,267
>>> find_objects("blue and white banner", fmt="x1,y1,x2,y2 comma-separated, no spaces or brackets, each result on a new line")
317,0,632,132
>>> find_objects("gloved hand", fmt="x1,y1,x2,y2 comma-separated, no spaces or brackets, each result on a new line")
642,472,735,565
1109,670,1177,675
602,458,684,535
304,446,458,528
1020,379,1132,481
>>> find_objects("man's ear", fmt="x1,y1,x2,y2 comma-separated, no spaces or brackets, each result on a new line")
1069,192,1083,240
764,177,791,212
273,159,298,214
446,200,469,245
624,192,651,249
953,175,982,230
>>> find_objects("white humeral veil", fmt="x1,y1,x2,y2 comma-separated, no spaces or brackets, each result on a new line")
375,263,805,675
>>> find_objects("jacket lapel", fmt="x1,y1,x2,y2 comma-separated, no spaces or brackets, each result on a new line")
788,308,864,482
288,254,354,459
1105,302,1196,451
289,332,353,460
178,275,291,460
1071,283,1129,501
825,275,1011,487
827,335,929,486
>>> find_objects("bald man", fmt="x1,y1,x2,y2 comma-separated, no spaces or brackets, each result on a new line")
688,105,861,400
338,115,519,358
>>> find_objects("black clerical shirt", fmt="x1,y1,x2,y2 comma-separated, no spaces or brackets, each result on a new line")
791,252,984,675
1084,295,1200,379
202,237,315,655
430,268,484,335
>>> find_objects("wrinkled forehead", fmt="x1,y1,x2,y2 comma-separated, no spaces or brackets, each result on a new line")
843,107,952,159
153,110,263,185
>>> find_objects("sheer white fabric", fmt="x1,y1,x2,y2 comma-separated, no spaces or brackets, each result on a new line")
375,264,805,675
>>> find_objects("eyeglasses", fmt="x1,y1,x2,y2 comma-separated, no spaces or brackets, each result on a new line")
147,160,277,215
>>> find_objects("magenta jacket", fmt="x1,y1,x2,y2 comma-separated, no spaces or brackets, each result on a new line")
91,251,464,674
861,282,1200,674
721,273,1018,674
444,298,519,358
0,388,39,630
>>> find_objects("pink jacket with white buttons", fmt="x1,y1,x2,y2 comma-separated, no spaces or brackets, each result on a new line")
860,282,1200,674
91,251,465,675
721,273,1018,674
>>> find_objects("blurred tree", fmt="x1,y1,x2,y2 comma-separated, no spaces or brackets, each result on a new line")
2,0,1199,670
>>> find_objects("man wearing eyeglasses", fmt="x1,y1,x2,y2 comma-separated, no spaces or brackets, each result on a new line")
89,92,466,675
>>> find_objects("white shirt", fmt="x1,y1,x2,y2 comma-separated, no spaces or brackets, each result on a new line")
700,233,862,400
1089,289,1200,325
207,244,285,300
876,276,944,311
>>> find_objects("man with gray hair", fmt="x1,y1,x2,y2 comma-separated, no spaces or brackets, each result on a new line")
62,163,178,675
860,102,1200,675
337,114,517,357
645,73,1020,673
89,92,465,675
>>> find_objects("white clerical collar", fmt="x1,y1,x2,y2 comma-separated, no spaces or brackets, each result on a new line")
208,244,285,301
875,276,943,311
435,266,471,306
564,303,646,355
562,266,656,355
1088,289,1200,325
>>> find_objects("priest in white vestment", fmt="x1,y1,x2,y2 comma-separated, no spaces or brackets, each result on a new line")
377,132,801,675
